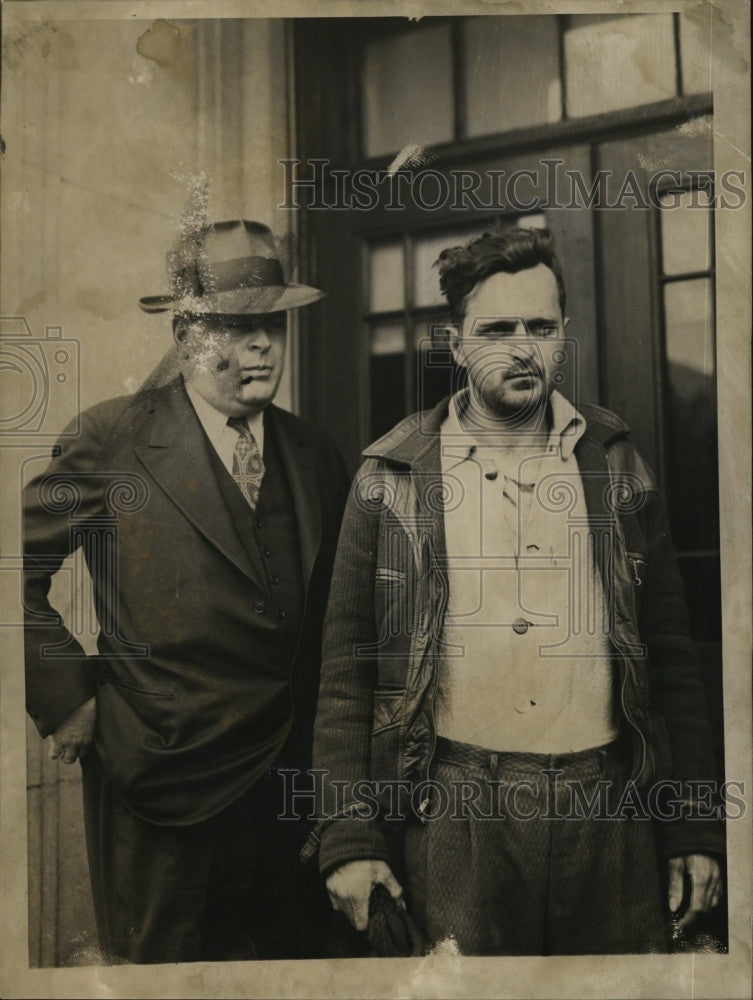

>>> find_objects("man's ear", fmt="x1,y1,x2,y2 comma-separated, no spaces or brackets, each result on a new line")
446,324,465,367
172,315,188,346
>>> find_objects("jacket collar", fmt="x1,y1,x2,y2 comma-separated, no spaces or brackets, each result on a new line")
363,393,630,469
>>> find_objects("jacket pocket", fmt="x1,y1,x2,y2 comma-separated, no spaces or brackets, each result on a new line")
98,662,174,699
375,568,407,584
375,569,410,646
108,680,174,699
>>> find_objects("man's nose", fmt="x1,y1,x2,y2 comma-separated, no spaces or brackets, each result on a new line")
241,327,272,350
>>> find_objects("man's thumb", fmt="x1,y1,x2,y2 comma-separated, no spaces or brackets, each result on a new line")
381,869,405,905
668,858,684,913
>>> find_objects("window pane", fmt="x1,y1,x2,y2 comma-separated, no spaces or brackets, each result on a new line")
516,212,548,230
362,26,454,159
370,322,406,438
680,7,712,95
371,321,405,356
415,332,457,412
564,14,677,117
414,226,489,307
663,279,718,553
659,190,711,275
463,16,561,137
664,278,714,376
368,242,405,313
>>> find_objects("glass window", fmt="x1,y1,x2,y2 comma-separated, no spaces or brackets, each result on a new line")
415,335,456,413
679,7,712,95
663,277,714,377
362,25,454,158
663,277,718,555
659,189,711,275
368,242,405,312
564,14,677,118
370,322,407,439
371,321,405,356
463,16,561,137
516,212,548,230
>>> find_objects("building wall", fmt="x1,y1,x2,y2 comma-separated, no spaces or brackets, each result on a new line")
1,14,292,965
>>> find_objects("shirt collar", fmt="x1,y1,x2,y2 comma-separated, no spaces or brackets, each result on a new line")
444,388,586,461
548,390,587,460
185,381,265,449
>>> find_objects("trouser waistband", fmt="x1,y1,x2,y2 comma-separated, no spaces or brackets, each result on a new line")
433,734,627,774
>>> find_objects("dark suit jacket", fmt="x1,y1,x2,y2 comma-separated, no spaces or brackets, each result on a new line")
24,377,349,825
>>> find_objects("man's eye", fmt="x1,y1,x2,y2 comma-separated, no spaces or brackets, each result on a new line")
531,324,559,338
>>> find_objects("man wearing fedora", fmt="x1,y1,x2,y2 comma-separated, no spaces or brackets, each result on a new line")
23,219,349,963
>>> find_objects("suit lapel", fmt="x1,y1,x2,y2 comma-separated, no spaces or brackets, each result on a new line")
132,379,263,587
266,406,322,595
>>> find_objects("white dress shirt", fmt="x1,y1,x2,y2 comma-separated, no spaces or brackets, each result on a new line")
185,382,265,475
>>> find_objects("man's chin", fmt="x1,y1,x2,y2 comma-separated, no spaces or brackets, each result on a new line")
236,384,279,411
477,385,549,425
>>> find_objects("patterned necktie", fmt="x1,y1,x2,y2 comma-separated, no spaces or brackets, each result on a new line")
227,416,264,510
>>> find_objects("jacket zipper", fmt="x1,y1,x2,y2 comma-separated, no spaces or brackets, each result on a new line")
605,455,648,785
619,656,648,783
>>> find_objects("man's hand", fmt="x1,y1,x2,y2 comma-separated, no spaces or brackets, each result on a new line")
47,696,96,765
326,859,404,932
668,854,723,930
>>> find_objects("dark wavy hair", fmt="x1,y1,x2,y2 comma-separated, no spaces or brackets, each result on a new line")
436,226,566,325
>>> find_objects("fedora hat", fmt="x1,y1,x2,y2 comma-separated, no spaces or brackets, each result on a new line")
139,219,324,315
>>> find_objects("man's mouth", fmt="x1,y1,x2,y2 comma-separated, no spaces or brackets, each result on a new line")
239,368,272,385
506,366,543,382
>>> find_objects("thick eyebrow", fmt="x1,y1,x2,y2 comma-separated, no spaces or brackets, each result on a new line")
524,316,560,326
472,316,559,331
473,318,519,331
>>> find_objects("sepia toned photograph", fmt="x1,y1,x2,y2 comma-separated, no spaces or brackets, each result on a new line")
0,1,750,997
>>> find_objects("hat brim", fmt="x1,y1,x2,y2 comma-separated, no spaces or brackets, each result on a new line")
139,283,324,315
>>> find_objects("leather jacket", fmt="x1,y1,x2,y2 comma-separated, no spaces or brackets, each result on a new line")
306,395,723,872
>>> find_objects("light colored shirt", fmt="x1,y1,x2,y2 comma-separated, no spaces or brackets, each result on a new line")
435,389,618,754
185,382,265,475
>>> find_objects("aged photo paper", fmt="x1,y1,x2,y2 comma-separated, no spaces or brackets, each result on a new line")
1,0,750,997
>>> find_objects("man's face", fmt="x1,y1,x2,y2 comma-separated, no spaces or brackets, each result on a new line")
451,264,564,425
176,313,287,417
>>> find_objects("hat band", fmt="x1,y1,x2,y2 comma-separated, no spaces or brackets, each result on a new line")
199,255,285,294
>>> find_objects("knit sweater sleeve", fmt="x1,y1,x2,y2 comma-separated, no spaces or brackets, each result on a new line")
310,460,392,876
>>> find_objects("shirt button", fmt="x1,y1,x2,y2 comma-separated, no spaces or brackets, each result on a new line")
278,609,287,619
263,548,272,558
256,519,263,529
271,575,279,585
512,617,530,634
253,601,266,614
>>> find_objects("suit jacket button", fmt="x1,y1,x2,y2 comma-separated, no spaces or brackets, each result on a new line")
254,601,266,614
